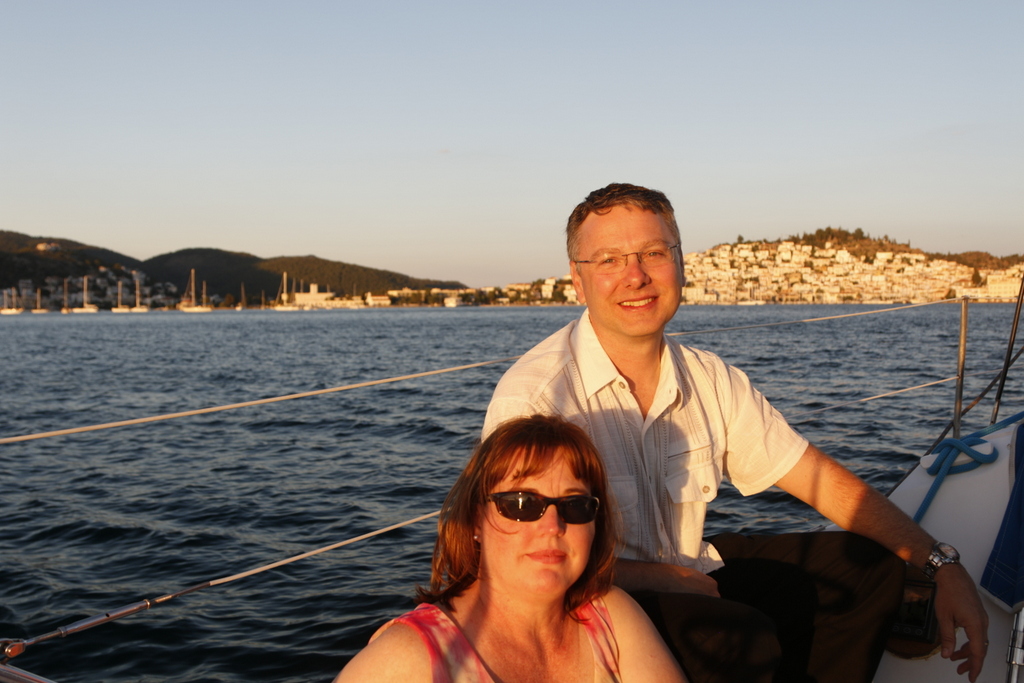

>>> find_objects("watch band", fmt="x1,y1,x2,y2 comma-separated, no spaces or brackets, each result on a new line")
922,541,960,579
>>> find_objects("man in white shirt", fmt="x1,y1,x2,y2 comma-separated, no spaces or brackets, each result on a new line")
483,183,989,682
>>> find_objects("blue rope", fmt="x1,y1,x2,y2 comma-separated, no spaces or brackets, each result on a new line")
913,409,1024,523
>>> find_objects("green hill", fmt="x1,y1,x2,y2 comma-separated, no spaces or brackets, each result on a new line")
0,230,143,285
142,250,466,299
257,255,465,297
141,248,273,299
783,227,919,261
923,250,1024,271
735,227,1023,268
0,231,466,296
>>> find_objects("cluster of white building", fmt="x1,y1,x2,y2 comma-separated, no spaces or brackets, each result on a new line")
285,285,473,308
384,245,1022,307
8,269,180,310
477,242,1022,307
680,241,1023,305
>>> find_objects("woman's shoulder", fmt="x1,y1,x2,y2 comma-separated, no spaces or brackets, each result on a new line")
333,607,437,683
596,588,688,683
596,586,646,624
577,588,652,650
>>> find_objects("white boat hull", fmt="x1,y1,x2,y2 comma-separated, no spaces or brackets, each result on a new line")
873,417,1023,682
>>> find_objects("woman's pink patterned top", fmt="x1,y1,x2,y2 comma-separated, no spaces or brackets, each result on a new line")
369,596,622,682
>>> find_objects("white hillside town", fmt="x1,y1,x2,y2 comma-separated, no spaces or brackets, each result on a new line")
679,240,1023,305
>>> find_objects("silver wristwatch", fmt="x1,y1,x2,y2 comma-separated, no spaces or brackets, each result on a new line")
922,541,960,579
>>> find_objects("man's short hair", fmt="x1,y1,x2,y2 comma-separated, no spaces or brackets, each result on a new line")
565,183,680,261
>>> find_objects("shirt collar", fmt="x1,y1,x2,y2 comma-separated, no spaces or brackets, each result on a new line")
569,310,683,408
569,310,619,400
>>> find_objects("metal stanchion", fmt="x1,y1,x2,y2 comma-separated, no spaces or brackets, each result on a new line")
992,274,1024,425
954,297,969,439
1007,608,1024,682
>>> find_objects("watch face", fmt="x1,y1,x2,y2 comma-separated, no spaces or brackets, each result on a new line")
937,543,960,561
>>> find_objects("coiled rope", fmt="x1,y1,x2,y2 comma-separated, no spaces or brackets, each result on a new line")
913,408,1024,523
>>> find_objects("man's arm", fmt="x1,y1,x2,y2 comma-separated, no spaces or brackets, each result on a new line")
775,444,989,682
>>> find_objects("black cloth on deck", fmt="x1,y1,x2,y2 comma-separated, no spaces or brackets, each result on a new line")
631,531,905,683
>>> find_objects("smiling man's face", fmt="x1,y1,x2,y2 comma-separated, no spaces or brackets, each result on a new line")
569,205,683,349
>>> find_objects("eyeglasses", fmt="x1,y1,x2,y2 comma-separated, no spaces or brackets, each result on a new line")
574,243,680,275
488,491,600,525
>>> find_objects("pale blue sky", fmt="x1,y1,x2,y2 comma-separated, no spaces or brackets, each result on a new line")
1,1,1020,287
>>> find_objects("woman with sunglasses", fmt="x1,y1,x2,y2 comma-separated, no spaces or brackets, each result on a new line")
336,414,685,682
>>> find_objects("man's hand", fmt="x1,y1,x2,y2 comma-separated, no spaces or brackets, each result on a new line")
935,563,989,682
614,558,720,597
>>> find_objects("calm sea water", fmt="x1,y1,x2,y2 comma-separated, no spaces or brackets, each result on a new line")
1,303,1021,682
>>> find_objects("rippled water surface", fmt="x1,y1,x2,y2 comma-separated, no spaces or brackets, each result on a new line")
1,304,1021,682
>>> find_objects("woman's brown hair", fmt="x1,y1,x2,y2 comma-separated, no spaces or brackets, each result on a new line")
417,414,618,614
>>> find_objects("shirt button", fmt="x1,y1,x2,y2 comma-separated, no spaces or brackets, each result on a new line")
702,485,710,493
618,381,626,389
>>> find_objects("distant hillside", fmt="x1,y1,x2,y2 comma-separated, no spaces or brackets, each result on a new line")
0,230,143,285
142,250,466,298
924,250,1024,271
0,231,465,295
141,248,274,297
736,226,1022,269
780,226,921,261
257,255,465,297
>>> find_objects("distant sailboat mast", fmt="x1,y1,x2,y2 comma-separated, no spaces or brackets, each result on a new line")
277,272,288,305
32,288,48,314
112,281,126,313
131,277,149,313
271,272,301,310
0,287,25,313
179,269,211,312
72,275,98,313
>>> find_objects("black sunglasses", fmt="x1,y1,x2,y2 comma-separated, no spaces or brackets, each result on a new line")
488,492,600,525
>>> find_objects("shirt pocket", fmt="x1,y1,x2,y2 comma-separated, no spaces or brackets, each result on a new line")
665,446,721,504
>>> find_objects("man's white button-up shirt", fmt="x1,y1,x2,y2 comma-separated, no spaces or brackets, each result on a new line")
483,311,808,573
